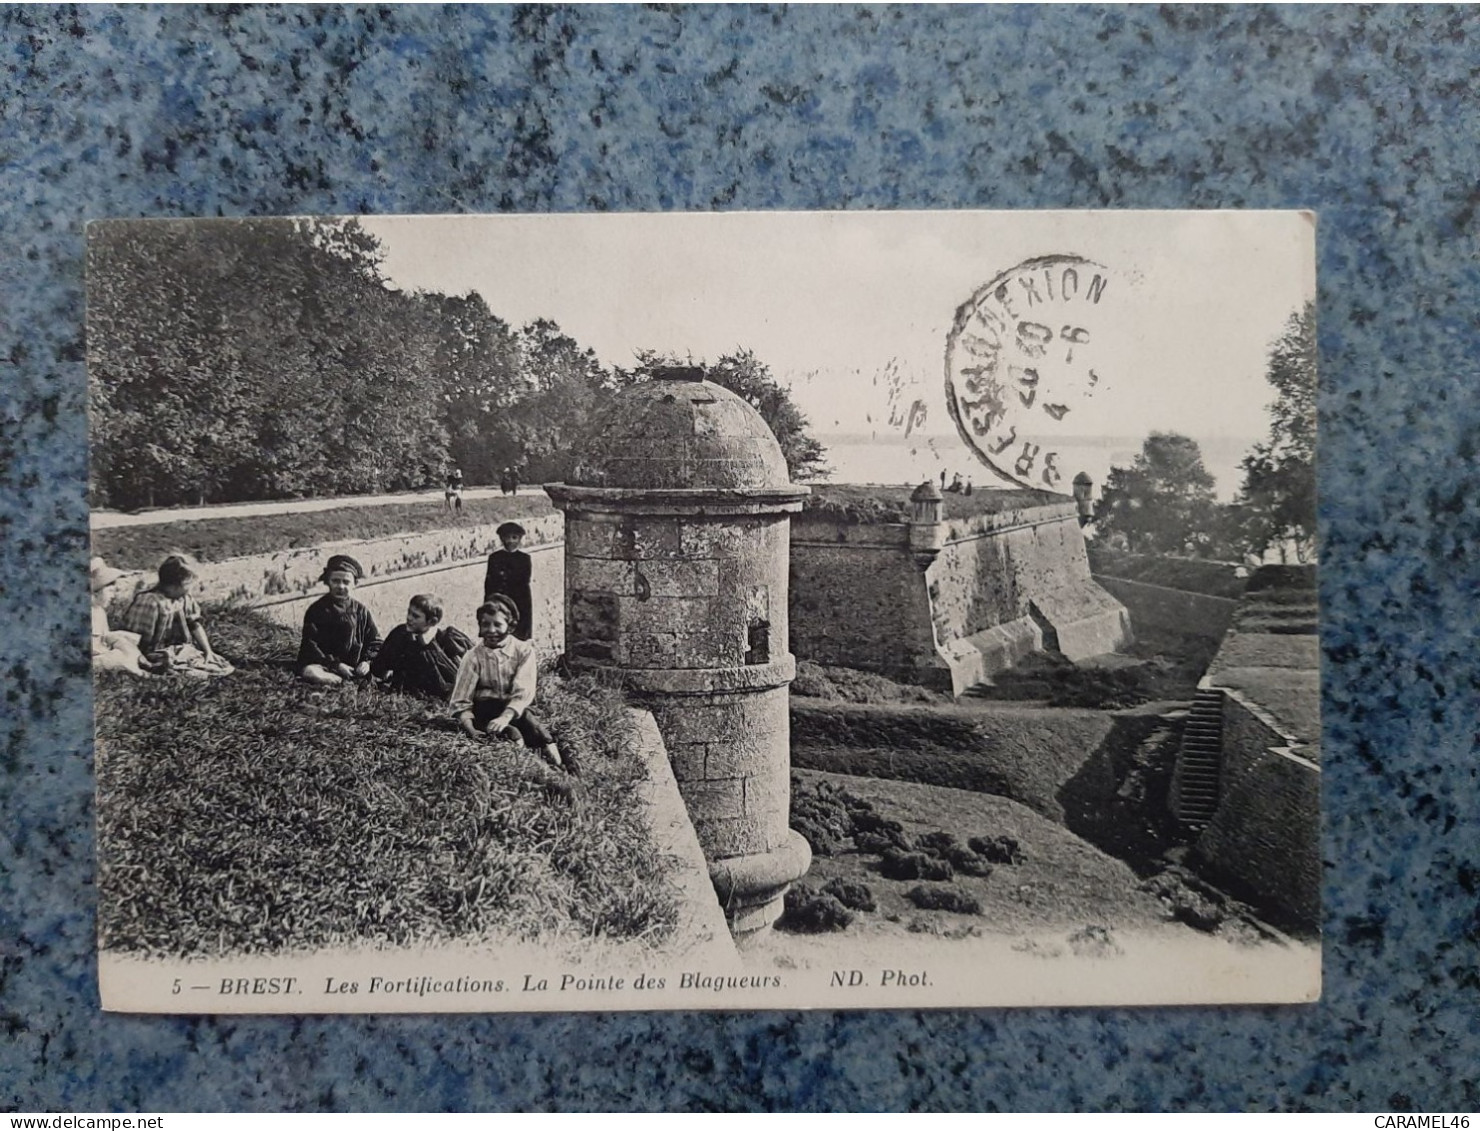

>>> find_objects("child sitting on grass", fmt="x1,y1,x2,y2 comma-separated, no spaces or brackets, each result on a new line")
370,593,473,701
118,554,234,677
90,557,149,678
298,554,382,686
449,594,564,770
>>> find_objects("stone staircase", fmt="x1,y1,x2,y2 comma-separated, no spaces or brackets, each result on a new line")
1171,688,1225,829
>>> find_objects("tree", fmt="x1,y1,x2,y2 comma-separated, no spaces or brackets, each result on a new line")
505,319,616,483
1237,302,1317,562
88,217,452,508
426,291,523,486
1094,432,1223,556
621,349,830,481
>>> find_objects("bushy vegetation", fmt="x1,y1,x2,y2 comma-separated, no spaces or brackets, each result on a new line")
904,885,982,915
782,775,1024,933
1091,303,1316,565
89,219,826,509
777,885,856,933
792,661,945,705
95,607,681,958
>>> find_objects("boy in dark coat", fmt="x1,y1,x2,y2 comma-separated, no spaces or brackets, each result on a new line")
298,554,382,686
483,521,533,641
371,593,473,700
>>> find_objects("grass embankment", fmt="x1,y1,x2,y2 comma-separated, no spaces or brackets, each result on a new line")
970,626,1221,707
96,606,679,959
1233,569,1319,636
93,496,556,572
790,664,1194,874
802,483,1062,524
1086,548,1247,599
783,770,1187,940
789,700,1119,824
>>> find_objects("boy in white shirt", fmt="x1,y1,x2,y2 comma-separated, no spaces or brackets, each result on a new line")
449,594,564,770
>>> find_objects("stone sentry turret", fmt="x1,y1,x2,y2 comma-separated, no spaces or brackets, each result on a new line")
545,367,812,935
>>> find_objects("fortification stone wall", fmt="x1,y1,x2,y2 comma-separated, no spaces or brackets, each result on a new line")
790,497,1130,694
1194,694,1321,931
788,525,939,680
1093,575,1238,641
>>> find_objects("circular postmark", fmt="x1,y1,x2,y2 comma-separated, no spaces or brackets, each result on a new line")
945,255,1118,491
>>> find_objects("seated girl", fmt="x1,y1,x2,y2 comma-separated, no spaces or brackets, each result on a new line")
90,557,149,677
370,593,473,700
449,595,564,770
298,554,382,686
118,554,233,677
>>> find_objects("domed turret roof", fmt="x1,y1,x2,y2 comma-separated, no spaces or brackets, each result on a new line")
572,370,793,490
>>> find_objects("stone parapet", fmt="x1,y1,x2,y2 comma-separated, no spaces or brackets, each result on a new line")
791,494,1129,693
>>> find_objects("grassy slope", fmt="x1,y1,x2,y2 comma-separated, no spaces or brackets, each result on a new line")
95,607,679,959
789,700,1116,823
802,483,1062,524
791,768,1172,936
1086,548,1247,599
92,496,556,572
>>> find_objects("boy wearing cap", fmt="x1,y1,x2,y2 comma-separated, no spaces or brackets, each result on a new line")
450,595,564,770
298,553,382,686
483,521,533,641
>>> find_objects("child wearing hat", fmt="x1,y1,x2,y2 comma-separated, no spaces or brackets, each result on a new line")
118,555,233,677
90,557,149,677
298,554,382,686
449,594,564,769
483,521,533,642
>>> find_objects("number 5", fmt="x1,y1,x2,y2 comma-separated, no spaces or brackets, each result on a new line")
172,978,181,995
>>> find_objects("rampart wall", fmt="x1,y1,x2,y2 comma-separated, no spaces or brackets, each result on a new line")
1092,576,1238,641
790,499,1129,694
1194,692,1321,932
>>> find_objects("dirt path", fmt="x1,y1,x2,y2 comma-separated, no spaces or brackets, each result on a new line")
90,486,547,529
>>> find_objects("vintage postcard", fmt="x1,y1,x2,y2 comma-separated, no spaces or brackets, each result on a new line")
88,210,1319,1012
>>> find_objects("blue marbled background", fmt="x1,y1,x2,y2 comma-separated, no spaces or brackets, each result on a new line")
3,3,1477,1111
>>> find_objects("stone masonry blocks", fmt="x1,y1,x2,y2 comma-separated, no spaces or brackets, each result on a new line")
567,557,635,595
683,776,748,830
695,813,770,860
637,558,719,597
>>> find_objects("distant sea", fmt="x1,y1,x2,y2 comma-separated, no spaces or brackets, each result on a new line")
810,432,1262,502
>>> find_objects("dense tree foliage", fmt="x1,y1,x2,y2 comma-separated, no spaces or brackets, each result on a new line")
88,221,826,508
1236,302,1317,563
89,219,448,508
1093,432,1225,556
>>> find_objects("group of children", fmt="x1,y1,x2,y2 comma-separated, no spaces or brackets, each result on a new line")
90,521,563,770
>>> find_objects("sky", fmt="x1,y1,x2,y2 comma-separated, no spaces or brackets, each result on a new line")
359,211,1315,485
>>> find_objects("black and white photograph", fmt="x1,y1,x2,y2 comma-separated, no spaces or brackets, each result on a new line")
88,210,1319,1012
